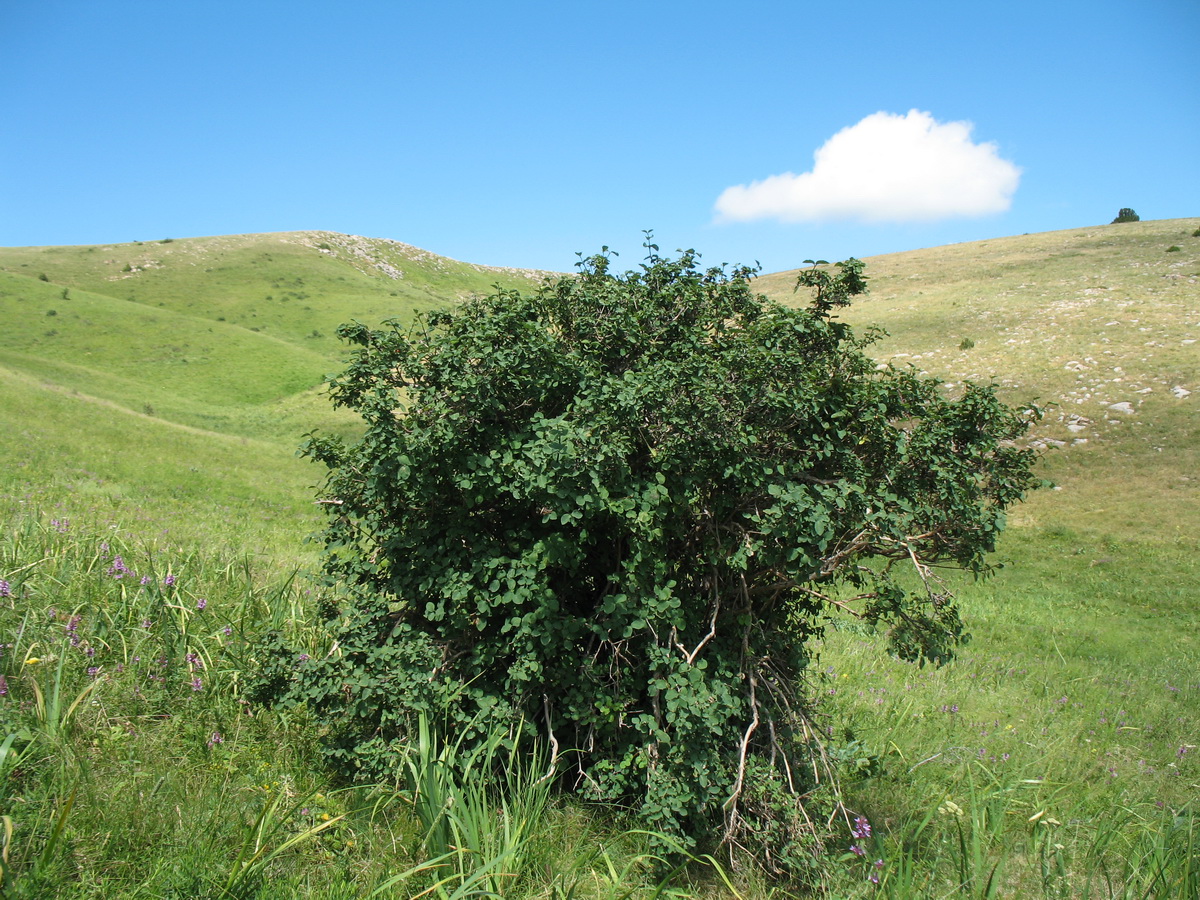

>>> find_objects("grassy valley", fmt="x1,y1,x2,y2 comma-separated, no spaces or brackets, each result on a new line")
0,221,1197,897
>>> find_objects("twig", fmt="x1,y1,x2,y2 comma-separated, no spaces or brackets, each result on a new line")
675,595,720,664
537,694,561,786
725,671,760,814
908,752,943,772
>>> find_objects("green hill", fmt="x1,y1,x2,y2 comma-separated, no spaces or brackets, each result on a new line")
2,221,1196,551
0,232,555,548
756,218,1199,543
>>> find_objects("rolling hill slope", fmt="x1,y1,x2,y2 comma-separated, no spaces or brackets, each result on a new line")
0,232,555,548
756,217,1199,542
1,221,1196,551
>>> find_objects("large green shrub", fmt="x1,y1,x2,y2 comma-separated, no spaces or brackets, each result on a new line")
258,241,1041,862
1111,208,1141,223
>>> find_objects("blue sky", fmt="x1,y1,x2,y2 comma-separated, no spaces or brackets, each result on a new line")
2,0,1197,273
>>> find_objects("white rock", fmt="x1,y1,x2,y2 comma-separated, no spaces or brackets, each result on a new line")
1172,386,1192,399
1107,402,1135,414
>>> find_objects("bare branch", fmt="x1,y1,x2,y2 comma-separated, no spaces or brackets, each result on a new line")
537,694,561,786
724,667,760,837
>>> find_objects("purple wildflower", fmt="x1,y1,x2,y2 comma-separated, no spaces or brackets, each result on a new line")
0,580,10,598
108,556,131,579
140,575,150,586
87,666,100,678
142,619,152,629
207,732,223,747
222,624,232,636
196,597,207,611
0,675,8,696
852,816,872,839
163,574,176,588
850,844,865,856
191,676,203,691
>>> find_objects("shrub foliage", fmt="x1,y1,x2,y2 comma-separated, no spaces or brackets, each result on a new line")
263,241,1041,858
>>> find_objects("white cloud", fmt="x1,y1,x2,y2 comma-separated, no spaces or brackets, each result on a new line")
714,109,1021,224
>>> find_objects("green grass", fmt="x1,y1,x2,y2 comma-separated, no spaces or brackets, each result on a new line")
1,222,1198,896
0,231,554,354
0,232,553,546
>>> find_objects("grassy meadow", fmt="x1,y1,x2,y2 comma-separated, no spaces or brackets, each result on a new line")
0,220,1197,897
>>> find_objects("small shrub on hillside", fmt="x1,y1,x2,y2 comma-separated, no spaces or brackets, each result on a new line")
1192,227,1200,237
257,240,1042,871
959,337,975,350
37,273,48,282
1111,208,1140,223
1166,245,1181,253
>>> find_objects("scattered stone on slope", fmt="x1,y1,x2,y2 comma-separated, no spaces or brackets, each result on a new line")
1066,415,1092,433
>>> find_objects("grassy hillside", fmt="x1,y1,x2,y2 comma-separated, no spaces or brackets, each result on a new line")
0,232,554,549
0,222,1197,897
757,218,1200,541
